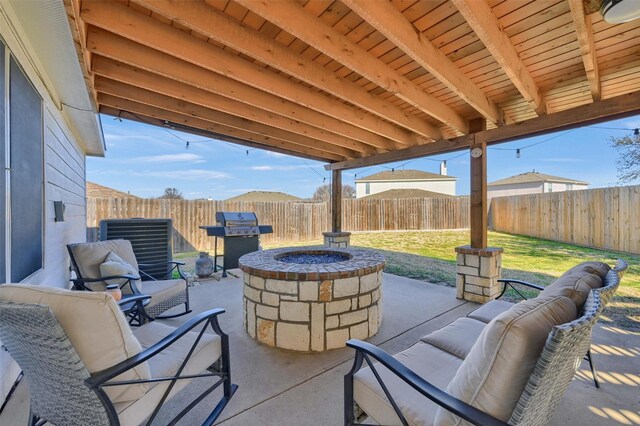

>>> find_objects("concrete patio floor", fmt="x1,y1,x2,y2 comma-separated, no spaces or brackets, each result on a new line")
2,271,639,425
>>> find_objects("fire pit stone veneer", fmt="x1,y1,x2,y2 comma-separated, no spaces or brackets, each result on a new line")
239,247,385,352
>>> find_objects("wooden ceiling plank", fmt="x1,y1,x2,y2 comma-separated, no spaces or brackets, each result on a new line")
344,0,503,126
568,0,600,101
87,32,400,152
98,95,346,162
234,0,469,133
92,58,377,155
326,91,640,170
80,1,423,149
451,0,547,115
130,0,440,141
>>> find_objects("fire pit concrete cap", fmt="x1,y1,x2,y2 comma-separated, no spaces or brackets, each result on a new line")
239,246,385,281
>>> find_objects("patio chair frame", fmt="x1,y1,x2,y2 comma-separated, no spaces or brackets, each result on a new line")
345,287,605,426
495,259,627,388
0,301,237,426
67,244,192,321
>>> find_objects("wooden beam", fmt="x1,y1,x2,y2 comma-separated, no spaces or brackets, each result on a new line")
325,91,640,170
331,169,342,233
130,0,441,141
80,2,424,149
92,59,378,155
451,0,547,116
87,35,401,152
568,0,601,101
235,0,468,134
95,87,358,160
97,95,346,162
343,0,504,126
469,119,488,249
99,106,332,163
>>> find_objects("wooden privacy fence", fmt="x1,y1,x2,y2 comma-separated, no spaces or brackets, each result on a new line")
87,197,470,252
490,185,640,254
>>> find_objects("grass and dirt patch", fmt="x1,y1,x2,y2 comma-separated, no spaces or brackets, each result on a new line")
177,230,639,331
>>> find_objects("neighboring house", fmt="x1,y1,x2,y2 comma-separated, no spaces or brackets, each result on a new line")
362,188,454,200
226,190,302,202
0,1,104,405
488,171,589,198
86,181,139,198
355,169,457,198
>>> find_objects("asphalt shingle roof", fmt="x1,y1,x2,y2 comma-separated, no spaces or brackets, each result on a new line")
226,191,302,202
86,182,139,198
488,172,588,186
355,169,456,182
361,189,454,199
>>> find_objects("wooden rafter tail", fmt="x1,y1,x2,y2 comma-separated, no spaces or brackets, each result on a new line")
88,43,398,153
568,0,601,101
234,0,467,134
130,0,438,143
96,90,360,160
451,0,547,116
99,106,336,163
80,2,425,148
93,66,379,156
343,0,504,127
97,96,348,163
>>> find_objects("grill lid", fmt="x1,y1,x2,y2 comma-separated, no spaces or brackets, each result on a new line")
216,212,258,226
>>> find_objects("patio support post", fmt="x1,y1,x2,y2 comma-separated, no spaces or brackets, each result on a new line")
455,119,503,303
324,169,351,247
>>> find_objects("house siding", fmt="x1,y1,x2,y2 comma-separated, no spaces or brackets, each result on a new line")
355,179,456,198
0,14,88,406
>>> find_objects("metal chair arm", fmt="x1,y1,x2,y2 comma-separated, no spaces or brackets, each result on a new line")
496,279,544,299
138,261,186,268
86,308,226,388
346,340,508,426
71,274,141,284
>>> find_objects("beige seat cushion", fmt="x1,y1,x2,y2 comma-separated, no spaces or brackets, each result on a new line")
69,240,140,292
559,261,610,282
0,284,150,403
420,317,486,360
354,342,463,426
143,279,187,309
541,272,600,310
435,295,577,425
466,299,513,324
115,321,222,426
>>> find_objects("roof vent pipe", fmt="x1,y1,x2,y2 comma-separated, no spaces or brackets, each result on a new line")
440,161,447,176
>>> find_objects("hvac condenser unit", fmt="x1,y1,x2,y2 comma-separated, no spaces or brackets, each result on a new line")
99,218,173,281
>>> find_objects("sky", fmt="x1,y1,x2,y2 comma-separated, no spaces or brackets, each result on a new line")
87,114,640,199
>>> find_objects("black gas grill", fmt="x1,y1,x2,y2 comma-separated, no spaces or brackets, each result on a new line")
200,212,273,276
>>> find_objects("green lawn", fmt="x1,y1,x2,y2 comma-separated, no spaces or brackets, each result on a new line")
178,230,639,331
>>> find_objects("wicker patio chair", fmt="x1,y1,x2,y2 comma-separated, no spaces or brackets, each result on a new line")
344,288,605,426
67,239,191,320
0,284,237,426
492,259,627,388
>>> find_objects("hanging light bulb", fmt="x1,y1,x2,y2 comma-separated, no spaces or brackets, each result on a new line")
114,111,123,122
185,142,190,149
516,148,521,159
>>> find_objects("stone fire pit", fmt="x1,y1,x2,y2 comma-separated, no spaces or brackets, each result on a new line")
239,247,385,352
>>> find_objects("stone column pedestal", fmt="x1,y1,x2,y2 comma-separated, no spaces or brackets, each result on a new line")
454,245,503,303
323,231,351,248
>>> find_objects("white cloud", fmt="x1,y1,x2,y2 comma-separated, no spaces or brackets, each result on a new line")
264,151,290,158
249,164,308,171
129,153,206,164
134,169,230,180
